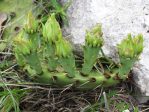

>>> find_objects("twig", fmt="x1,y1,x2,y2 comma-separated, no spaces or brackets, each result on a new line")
0,64,17,74
141,108,149,112
0,52,13,55
103,91,111,112
60,84,73,94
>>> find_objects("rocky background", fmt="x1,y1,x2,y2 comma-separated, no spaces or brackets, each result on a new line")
61,0,149,100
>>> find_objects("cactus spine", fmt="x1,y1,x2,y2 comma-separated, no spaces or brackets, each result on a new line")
13,12,143,90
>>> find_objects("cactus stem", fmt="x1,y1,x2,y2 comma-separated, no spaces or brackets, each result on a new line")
82,46,101,75
33,70,122,90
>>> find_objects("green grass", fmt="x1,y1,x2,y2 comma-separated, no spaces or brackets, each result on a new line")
0,83,27,112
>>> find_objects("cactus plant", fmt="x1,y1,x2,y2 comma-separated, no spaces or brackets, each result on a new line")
13,12,144,90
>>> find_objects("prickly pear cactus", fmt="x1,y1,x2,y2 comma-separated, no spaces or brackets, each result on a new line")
13,12,144,90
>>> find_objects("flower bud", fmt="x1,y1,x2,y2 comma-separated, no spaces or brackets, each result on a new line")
14,31,32,55
85,24,104,47
133,34,144,55
24,12,38,34
56,39,72,58
42,13,62,43
117,34,143,58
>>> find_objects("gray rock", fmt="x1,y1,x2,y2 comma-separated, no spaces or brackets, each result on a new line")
61,0,149,102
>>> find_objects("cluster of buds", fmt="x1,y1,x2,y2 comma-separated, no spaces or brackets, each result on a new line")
117,34,144,59
55,39,72,58
13,31,32,55
85,24,104,47
42,13,73,58
42,13,62,43
24,12,38,34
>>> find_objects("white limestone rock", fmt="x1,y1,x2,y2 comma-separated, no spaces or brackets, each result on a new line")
61,0,149,101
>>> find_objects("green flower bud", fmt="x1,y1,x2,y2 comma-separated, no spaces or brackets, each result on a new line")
42,13,62,43
14,31,32,55
92,24,103,37
117,34,143,58
133,34,144,55
56,39,72,58
24,12,38,34
118,35,133,58
85,24,104,47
